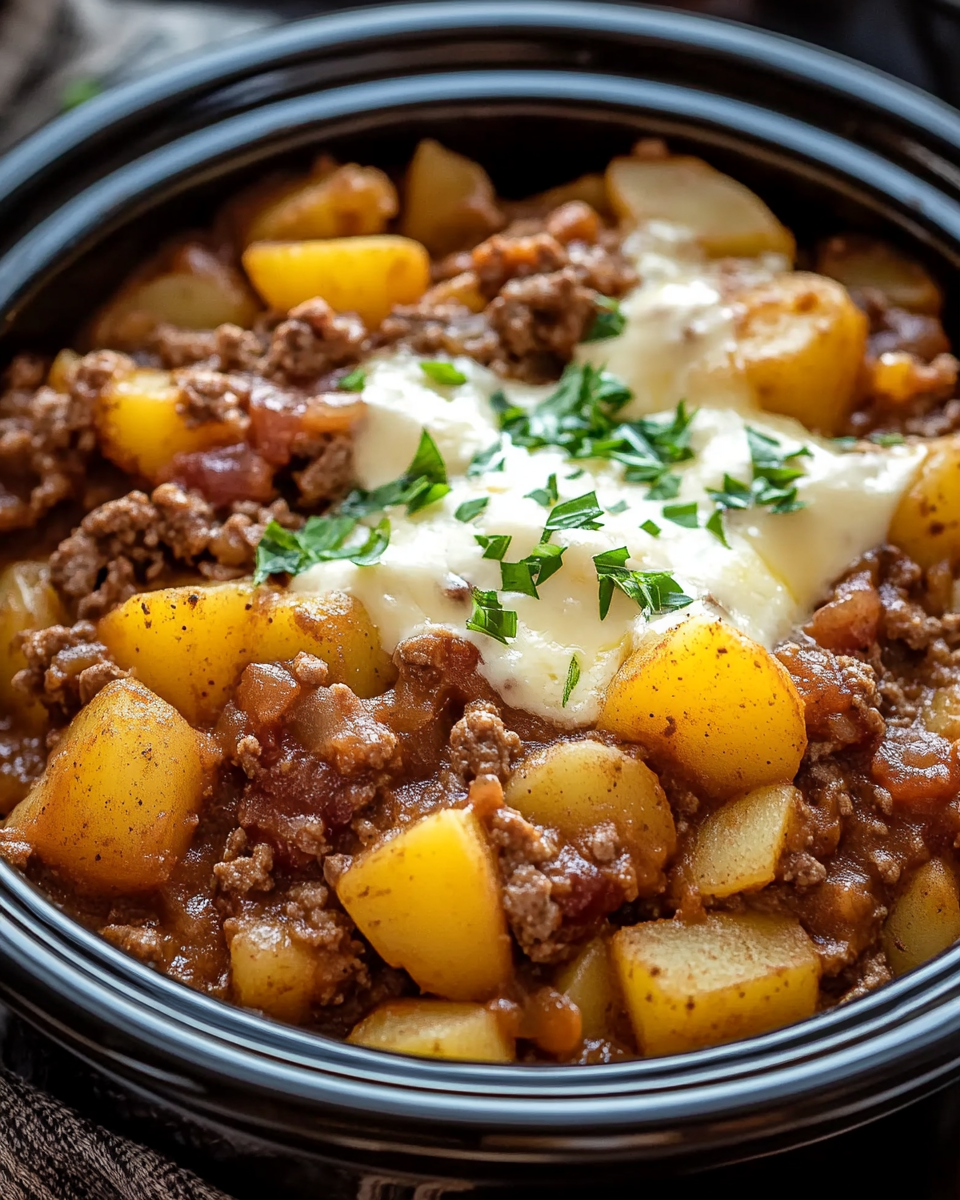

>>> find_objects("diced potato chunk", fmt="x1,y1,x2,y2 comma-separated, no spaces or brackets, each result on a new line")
612,913,820,1056
5,678,207,892
337,807,512,1001
734,272,868,435
606,155,795,260
923,683,960,742
555,935,620,1041
817,234,942,315
882,858,960,977
245,163,398,244
688,784,800,899
503,740,676,868
889,439,960,570
243,235,430,329
0,561,65,728
400,138,504,257
531,172,612,218
229,917,322,1023
599,614,807,799
348,999,514,1063
95,367,241,480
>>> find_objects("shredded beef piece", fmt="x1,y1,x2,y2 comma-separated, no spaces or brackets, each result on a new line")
449,700,521,784
473,232,570,299
213,828,275,895
13,622,128,721
876,548,957,651
176,369,251,433
263,298,366,382
292,432,353,504
488,268,598,382
101,924,164,965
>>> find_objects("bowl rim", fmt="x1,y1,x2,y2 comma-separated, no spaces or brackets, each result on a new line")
4,3,960,1155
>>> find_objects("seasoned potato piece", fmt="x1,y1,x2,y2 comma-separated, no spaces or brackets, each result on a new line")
817,234,942,315
400,138,504,257
255,590,396,699
0,561,65,728
337,807,512,1002
531,172,612,219
503,740,676,867
229,918,323,1023
606,155,795,260
243,235,430,328
245,163,398,244
734,272,868,435
555,935,620,1041
599,614,807,799
882,858,960,977
47,348,80,393
924,683,960,742
6,678,207,892
348,999,514,1063
612,913,820,1056
420,271,486,313
889,439,960,570
688,784,801,899
95,367,241,480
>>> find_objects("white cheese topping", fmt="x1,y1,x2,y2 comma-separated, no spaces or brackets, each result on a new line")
294,233,924,727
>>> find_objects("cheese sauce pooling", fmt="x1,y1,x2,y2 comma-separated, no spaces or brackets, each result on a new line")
294,349,924,726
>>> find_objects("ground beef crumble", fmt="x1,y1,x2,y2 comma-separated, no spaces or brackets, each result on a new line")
13,622,128,722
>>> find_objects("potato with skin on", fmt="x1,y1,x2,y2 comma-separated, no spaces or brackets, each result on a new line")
882,858,960,977
245,162,398,244
734,272,868,436
229,918,324,1024
243,235,430,329
349,999,515,1063
555,934,621,1041
400,138,504,258
612,913,820,1057
503,740,676,876
889,439,960,570
95,367,242,480
816,234,942,315
337,807,512,1002
606,155,795,261
5,678,208,893
688,783,801,899
0,561,65,728
599,614,807,799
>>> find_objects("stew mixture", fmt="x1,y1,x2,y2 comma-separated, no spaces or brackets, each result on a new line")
1,139,959,1064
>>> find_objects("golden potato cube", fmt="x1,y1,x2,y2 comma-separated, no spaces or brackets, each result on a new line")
882,858,960,977
606,155,795,260
400,138,503,257
243,235,430,328
889,439,960,570
95,367,241,480
5,678,207,892
348,999,514,1063
252,590,396,698
688,784,801,899
0,561,65,728
816,234,942,315
503,740,676,866
246,163,398,244
229,917,321,1023
599,614,807,799
98,582,256,725
734,272,868,435
337,807,512,1002
531,172,612,218
554,935,620,1041
923,683,960,742
47,348,80,393
612,913,820,1057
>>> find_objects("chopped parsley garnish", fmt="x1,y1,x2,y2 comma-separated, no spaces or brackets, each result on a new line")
526,474,559,507
338,366,366,392
455,497,489,523
641,518,661,538
466,589,517,645
707,426,811,546
341,429,451,517
562,655,581,707
467,439,507,476
254,515,389,585
542,491,604,539
705,507,729,548
832,436,858,452
421,360,467,386
581,296,626,343
870,431,905,447
593,548,693,622
606,499,629,515
566,468,585,480
500,559,539,597
662,501,699,529
475,533,512,560
646,472,682,500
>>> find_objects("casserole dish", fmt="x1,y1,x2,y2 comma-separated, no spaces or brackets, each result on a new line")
3,4,960,1195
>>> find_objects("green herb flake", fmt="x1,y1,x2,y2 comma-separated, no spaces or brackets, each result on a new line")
708,427,811,519
500,559,539,598
542,491,604,539
526,473,559,507
467,440,507,477
562,655,581,707
640,519,661,538
341,429,451,517
706,507,730,548
869,431,906,447
421,360,467,386
455,497,489,523
832,436,859,452
606,500,629,515
581,296,626,343
338,366,366,392
645,472,682,501
475,533,512,561
662,502,699,529
254,515,390,585
466,589,518,645
593,548,693,622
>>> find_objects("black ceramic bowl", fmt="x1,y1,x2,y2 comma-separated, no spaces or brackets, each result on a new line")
4,4,960,1196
